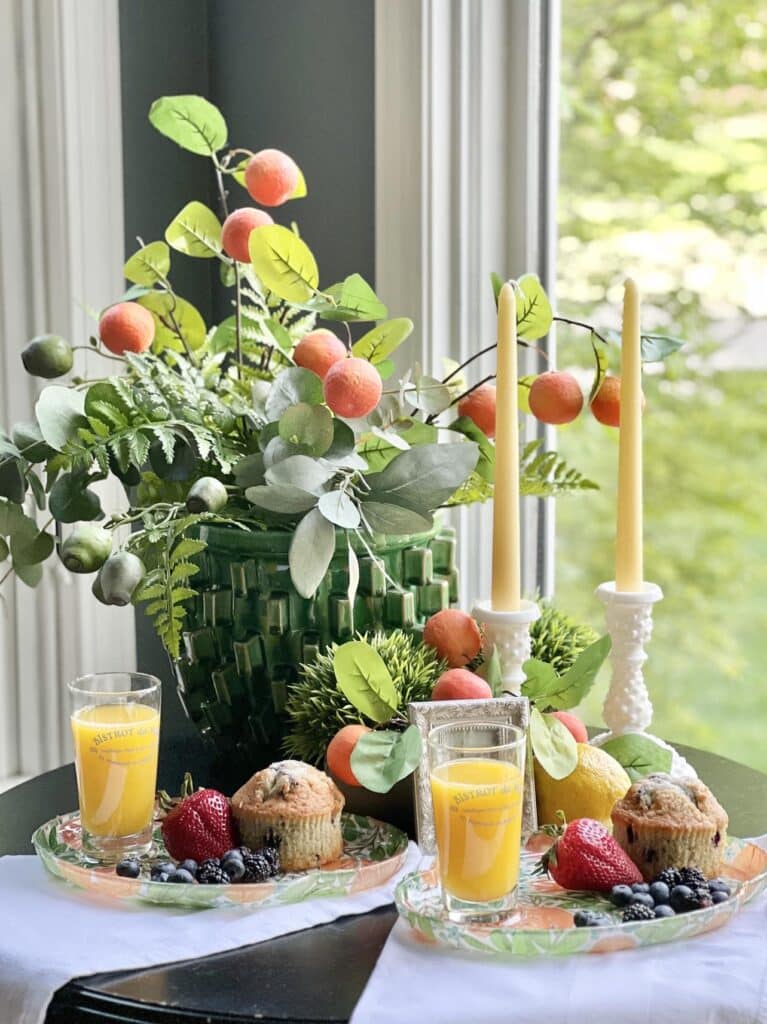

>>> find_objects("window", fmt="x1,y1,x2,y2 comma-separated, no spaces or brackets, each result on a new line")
556,1,767,769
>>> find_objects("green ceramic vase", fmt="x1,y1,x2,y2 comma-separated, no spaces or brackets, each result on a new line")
174,522,458,780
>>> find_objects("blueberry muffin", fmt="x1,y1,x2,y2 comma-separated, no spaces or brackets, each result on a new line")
611,773,728,880
232,760,344,872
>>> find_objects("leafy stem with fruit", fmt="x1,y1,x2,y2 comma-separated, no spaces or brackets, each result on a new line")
0,93,680,661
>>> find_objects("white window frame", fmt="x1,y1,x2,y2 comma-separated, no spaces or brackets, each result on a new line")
375,0,560,607
0,0,135,782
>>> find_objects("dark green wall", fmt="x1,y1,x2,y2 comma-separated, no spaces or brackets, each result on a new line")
119,0,375,780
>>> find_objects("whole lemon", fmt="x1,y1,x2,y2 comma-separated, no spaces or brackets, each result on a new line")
534,742,631,828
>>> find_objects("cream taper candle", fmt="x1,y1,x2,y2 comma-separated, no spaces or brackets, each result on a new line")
491,282,521,611
615,278,643,592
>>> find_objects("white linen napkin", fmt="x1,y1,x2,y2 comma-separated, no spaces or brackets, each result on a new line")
0,842,420,1024
351,837,767,1024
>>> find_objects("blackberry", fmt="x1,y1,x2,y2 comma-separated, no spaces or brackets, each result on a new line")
678,867,707,890
197,859,230,885
242,851,273,883
690,886,713,909
654,868,681,889
261,845,281,874
622,903,655,923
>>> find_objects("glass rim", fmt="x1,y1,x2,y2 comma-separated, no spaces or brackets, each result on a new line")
68,671,161,700
427,721,526,755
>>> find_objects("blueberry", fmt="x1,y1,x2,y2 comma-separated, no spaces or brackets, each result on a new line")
649,881,670,905
222,849,244,863
631,882,650,893
670,885,694,912
151,861,175,879
167,868,196,884
711,890,729,904
708,879,731,895
628,892,655,909
153,872,171,883
179,859,198,875
573,909,611,928
221,856,246,882
654,904,676,918
610,884,634,907
115,858,141,879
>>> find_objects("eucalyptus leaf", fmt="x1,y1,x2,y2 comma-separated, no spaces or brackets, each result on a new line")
366,442,479,511
361,500,433,535
265,367,324,420
403,376,453,415
10,528,54,566
245,483,318,515
318,489,361,528
0,537,8,562
148,95,227,155
530,706,578,780
123,241,170,285
14,560,43,588
600,733,673,782
49,472,103,523
265,454,335,495
35,387,86,451
279,403,334,456
350,726,423,793
333,640,399,722
262,436,308,468
514,273,553,341
0,460,26,503
232,452,266,488
641,333,685,362
352,318,413,364
249,224,319,303
165,201,222,259
288,507,335,598
323,420,356,463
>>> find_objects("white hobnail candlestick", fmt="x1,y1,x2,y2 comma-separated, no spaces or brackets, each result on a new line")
590,581,696,780
472,599,541,696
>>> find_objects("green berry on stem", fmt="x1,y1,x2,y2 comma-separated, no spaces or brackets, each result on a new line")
21,335,73,379
186,477,228,514
60,525,112,574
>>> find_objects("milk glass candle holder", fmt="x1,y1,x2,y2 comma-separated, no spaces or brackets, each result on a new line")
428,721,526,924
69,672,161,861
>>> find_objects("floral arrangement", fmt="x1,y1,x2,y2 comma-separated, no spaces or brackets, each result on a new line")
0,95,680,661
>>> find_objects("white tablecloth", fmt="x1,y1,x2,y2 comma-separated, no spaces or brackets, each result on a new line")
351,837,767,1024
0,843,420,1024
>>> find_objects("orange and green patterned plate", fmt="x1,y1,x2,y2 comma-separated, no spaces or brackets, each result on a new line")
32,811,408,909
395,834,767,957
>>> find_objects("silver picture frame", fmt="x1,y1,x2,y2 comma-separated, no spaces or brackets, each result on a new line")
408,696,537,854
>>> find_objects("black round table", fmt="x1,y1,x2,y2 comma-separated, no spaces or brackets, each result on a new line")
2,744,767,1024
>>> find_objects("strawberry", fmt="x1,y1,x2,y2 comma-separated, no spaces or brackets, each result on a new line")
537,815,643,892
160,773,238,862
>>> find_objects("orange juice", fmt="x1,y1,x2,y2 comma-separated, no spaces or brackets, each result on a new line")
430,758,523,902
71,703,160,837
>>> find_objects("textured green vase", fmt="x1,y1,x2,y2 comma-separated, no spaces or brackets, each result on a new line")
174,522,458,779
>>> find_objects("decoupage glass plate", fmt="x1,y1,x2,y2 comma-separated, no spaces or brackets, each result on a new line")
395,834,767,957
32,811,408,910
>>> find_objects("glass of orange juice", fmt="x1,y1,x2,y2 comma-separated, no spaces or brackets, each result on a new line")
428,721,526,923
69,673,161,861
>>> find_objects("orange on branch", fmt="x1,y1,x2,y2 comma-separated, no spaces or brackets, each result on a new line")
431,668,492,702
457,383,496,438
590,375,646,428
528,371,584,425
221,207,273,262
98,302,155,356
294,329,347,380
326,724,371,787
423,608,482,668
244,149,300,207
323,357,382,418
